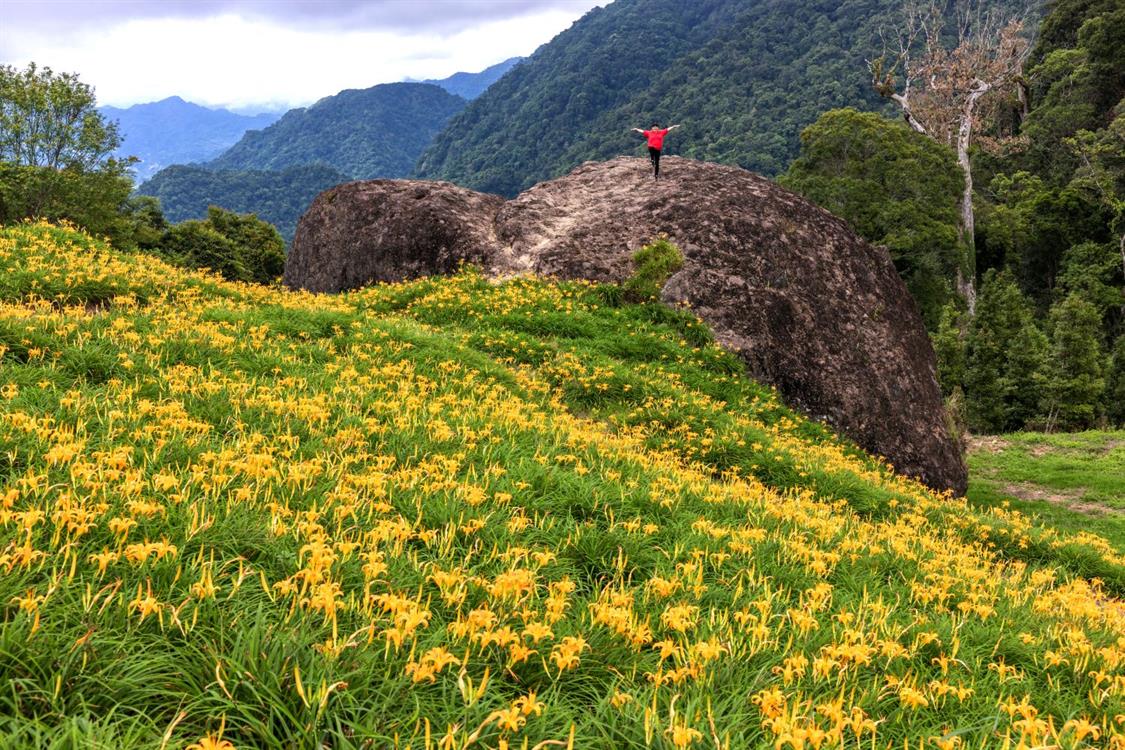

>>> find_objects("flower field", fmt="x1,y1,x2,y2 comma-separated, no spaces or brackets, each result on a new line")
4,221,1125,749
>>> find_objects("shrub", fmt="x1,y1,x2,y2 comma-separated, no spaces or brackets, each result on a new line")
156,207,285,284
160,221,249,282
204,206,286,284
622,236,684,303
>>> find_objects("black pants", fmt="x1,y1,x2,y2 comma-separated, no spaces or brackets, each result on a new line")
648,147,661,176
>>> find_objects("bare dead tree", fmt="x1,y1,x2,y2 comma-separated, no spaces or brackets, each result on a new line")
869,0,1032,314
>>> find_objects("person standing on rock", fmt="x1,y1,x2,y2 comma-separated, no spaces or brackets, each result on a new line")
633,123,680,179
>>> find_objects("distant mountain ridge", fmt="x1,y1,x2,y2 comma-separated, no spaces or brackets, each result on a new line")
415,0,1027,197
417,57,524,100
131,57,531,238
137,163,350,242
137,82,470,242
100,96,279,182
206,82,466,179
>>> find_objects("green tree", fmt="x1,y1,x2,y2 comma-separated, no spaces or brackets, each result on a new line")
156,207,285,284
160,221,248,283
1055,240,1124,332
977,171,1110,306
0,63,135,246
119,195,167,250
203,206,286,284
870,3,1031,311
1000,319,1050,430
1042,293,1106,429
781,108,964,327
1022,4,1125,183
0,62,122,170
964,270,1046,432
932,302,968,396
1106,334,1125,426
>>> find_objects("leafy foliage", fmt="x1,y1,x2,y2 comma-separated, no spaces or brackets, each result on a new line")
0,63,146,250
209,82,466,180
0,163,135,246
932,303,967,396
416,0,910,196
977,171,1112,308
136,163,349,242
622,236,683,303
1107,335,1125,425
6,221,1125,746
781,108,964,326
158,206,285,284
1042,293,1107,430
963,270,1048,432
159,220,248,284
0,62,122,171
923,0,1125,431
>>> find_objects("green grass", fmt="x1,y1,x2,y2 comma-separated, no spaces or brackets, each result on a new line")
967,431,1125,551
5,222,1125,748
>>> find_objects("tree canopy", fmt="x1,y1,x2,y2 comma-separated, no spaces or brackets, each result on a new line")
415,0,1025,197
208,83,465,180
0,63,123,171
781,108,964,326
136,164,350,243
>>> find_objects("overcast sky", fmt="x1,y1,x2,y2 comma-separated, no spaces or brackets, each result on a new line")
0,1,604,111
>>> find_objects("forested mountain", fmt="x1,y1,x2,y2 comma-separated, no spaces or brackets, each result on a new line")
775,0,1123,432
415,0,933,196
207,82,466,179
136,164,350,241
99,97,279,182
420,57,524,100
139,82,466,238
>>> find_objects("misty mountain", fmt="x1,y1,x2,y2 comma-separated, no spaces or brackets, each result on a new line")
100,96,280,182
206,82,466,179
419,56,524,100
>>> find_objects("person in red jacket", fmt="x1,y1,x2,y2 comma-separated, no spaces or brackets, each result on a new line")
633,122,680,179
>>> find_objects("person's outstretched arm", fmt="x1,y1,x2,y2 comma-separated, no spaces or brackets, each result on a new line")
668,124,681,131
632,128,645,134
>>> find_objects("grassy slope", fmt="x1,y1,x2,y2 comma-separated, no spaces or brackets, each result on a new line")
967,431,1125,553
3,222,1125,748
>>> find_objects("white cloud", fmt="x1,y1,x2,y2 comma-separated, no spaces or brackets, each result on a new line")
0,3,602,111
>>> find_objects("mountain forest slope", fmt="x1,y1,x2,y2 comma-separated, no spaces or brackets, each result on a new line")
420,57,524,100
415,0,1023,196
3,221,1125,747
100,97,279,183
207,82,466,179
136,163,351,241
137,82,467,240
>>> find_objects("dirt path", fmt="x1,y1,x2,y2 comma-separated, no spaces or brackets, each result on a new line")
997,480,1119,516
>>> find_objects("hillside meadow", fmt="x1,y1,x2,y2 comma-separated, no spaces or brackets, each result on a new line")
967,432,1125,554
4,222,1125,748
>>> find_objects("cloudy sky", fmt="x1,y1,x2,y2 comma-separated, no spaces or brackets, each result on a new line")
0,1,604,112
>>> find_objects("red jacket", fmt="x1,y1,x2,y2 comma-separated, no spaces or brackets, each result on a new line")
644,128,670,149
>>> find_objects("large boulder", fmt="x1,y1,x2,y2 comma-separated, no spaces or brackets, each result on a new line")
284,180,504,292
286,156,967,494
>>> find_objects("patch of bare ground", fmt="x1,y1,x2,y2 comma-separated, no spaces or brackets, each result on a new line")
966,435,1011,454
1001,481,1119,517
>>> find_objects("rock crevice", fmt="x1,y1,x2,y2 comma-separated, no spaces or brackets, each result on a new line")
285,156,967,494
